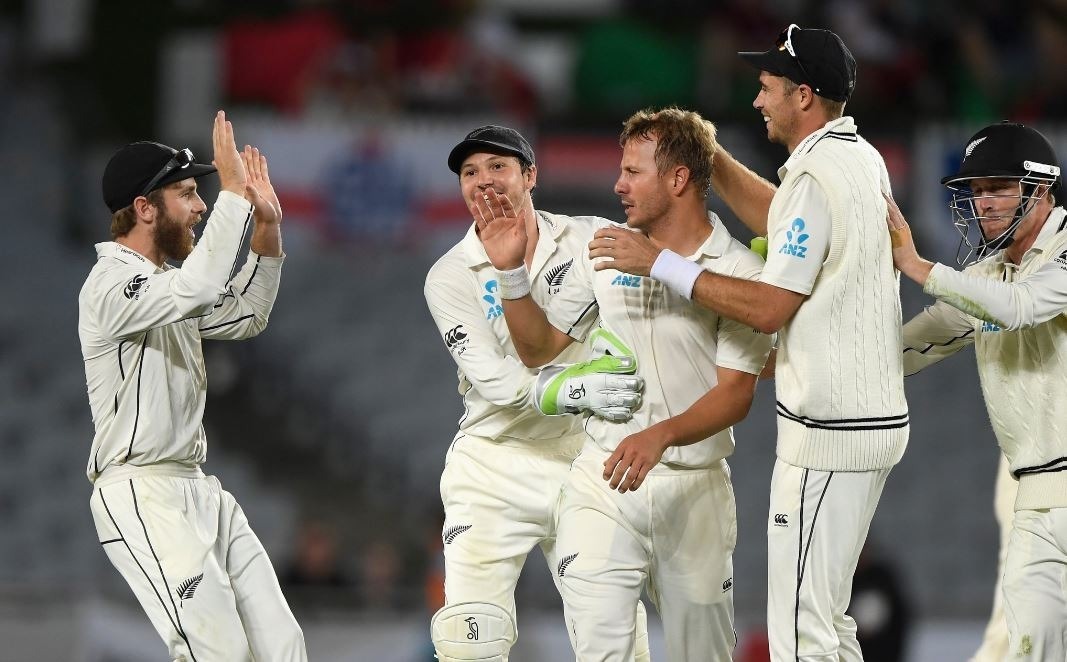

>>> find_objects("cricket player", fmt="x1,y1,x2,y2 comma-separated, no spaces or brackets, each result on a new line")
598,26,909,661
888,121,1067,661
474,108,773,661
80,112,305,661
424,125,650,662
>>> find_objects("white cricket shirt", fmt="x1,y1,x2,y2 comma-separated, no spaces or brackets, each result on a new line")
904,206,1067,509
79,191,283,483
424,211,605,449
546,213,773,472
765,117,909,471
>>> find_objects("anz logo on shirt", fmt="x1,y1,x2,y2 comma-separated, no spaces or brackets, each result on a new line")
483,280,504,320
611,274,641,288
981,320,1003,333
779,218,809,258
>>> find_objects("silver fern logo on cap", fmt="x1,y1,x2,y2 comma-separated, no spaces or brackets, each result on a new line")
964,136,987,159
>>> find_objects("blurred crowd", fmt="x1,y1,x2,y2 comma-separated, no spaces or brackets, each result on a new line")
15,0,1067,142
224,0,1067,127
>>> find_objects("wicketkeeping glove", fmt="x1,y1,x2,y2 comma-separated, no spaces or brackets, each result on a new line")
532,328,644,422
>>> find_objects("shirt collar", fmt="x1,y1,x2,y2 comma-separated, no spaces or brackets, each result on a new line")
995,207,1066,271
460,210,566,268
96,241,167,272
693,212,733,259
1027,206,1067,255
778,116,858,181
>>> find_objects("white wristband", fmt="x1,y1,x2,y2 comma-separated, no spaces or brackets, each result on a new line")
496,264,531,300
650,249,703,299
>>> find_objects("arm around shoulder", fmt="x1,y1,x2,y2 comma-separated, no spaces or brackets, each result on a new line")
712,147,776,236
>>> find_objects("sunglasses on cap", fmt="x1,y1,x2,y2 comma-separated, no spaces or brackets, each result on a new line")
775,24,818,94
140,147,195,197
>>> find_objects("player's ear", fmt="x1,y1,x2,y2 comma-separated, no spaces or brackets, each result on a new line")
524,163,538,191
671,165,691,196
132,195,159,224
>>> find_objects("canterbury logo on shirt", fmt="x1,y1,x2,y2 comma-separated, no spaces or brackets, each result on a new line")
444,325,469,352
123,275,149,300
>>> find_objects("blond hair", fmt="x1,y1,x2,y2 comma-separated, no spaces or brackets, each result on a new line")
620,107,717,197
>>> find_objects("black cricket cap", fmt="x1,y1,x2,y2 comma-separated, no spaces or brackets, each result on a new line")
102,141,216,213
447,125,535,174
739,24,857,102
942,121,1061,193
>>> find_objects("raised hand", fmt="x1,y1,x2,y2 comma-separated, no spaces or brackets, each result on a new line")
211,110,247,196
589,226,661,276
472,188,527,270
242,145,282,225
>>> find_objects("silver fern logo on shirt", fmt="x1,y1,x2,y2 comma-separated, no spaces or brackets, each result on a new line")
176,573,204,605
544,259,573,295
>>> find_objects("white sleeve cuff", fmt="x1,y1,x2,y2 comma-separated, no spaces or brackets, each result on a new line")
650,249,704,299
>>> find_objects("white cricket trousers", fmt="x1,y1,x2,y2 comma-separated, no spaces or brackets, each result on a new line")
767,459,890,662
971,454,1015,662
557,445,737,662
90,473,306,662
440,433,581,649
439,433,651,661
1003,506,1067,661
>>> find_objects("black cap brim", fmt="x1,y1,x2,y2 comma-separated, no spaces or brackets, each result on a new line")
153,163,217,191
448,139,529,174
940,169,1024,187
739,50,806,85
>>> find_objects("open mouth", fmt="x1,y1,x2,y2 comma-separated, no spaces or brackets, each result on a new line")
475,187,505,201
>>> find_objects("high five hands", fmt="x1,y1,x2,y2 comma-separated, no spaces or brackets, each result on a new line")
242,145,282,226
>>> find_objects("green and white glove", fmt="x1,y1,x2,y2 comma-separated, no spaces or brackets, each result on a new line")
533,329,644,422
